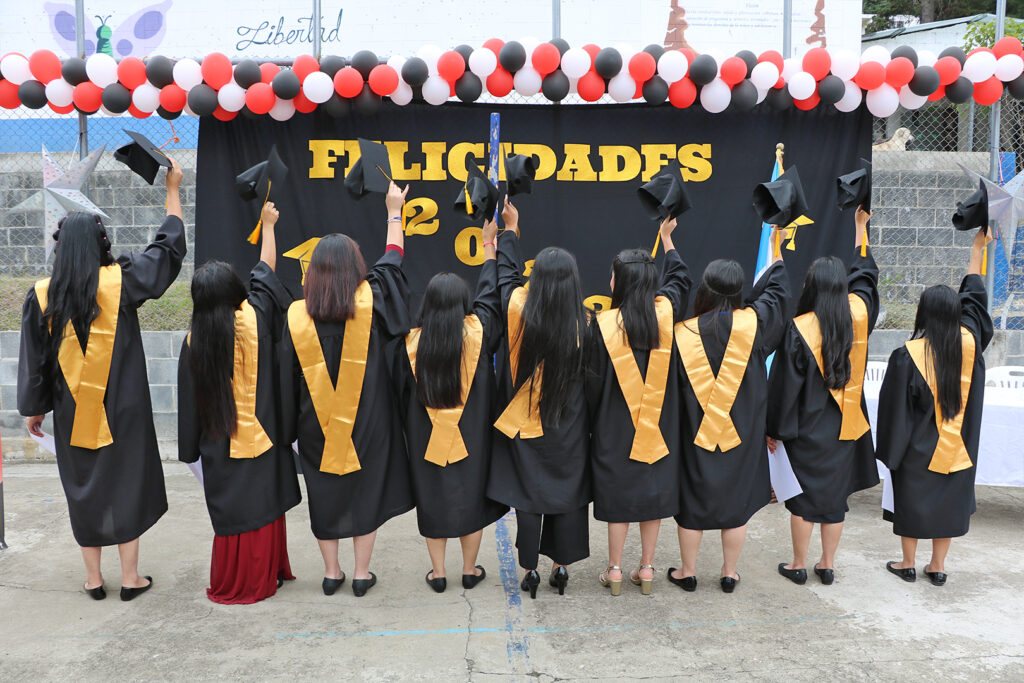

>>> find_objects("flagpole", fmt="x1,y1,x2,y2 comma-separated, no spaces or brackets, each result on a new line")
489,112,501,221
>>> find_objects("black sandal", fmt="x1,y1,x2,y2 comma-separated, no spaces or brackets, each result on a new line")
425,570,447,593
462,566,486,590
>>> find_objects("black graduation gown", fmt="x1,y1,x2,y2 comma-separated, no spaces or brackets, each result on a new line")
394,259,509,538
177,263,302,537
767,252,881,523
586,248,691,523
876,275,993,539
17,215,185,547
486,230,592,515
674,261,790,531
280,250,414,540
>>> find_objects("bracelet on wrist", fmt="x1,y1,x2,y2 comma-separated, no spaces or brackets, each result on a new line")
386,217,402,224
483,241,496,249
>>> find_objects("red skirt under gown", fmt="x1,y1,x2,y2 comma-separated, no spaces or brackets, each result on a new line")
208,515,295,604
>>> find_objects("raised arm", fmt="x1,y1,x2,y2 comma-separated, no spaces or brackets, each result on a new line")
848,211,881,331
259,201,279,271
385,181,409,252
476,217,503,352
656,216,691,322
497,198,525,309
748,246,791,353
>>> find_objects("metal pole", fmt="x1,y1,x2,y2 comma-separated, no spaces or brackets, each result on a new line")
75,0,88,160
986,0,1006,305
312,0,322,60
783,0,792,58
552,0,561,40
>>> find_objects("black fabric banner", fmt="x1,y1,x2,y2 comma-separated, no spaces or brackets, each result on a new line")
196,103,873,314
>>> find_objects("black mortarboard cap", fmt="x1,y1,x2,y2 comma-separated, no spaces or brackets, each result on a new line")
836,158,872,212
952,179,988,231
454,162,502,222
637,160,692,220
504,153,537,196
344,138,392,199
235,144,288,204
113,130,172,185
752,165,809,226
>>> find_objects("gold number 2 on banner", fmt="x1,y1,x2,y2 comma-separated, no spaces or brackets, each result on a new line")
403,197,439,236
455,227,484,265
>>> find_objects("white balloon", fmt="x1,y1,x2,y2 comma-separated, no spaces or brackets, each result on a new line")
217,81,246,111
387,55,406,72
917,49,937,67
422,74,449,105
468,48,498,78
390,81,413,105
514,67,543,96
781,57,801,81
417,44,443,75
45,78,74,106
995,53,1024,81
861,45,891,65
657,49,688,83
787,71,816,100
963,51,997,83
0,53,32,84
898,85,927,110
830,49,860,81
568,76,579,95
835,80,862,112
173,58,203,90
269,97,295,121
302,71,334,103
85,53,117,87
756,87,769,104
750,61,780,90
561,47,592,79
131,82,160,112
699,78,731,113
608,72,635,102
183,103,197,117
866,83,899,117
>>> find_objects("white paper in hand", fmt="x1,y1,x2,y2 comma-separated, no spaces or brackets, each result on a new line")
768,443,803,502
878,460,895,513
29,431,56,455
186,460,204,485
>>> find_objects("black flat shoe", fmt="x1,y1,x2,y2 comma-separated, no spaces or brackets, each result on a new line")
120,576,152,602
425,570,447,593
322,574,346,596
924,567,947,586
778,563,807,585
666,568,696,592
549,566,568,595
720,575,740,593
814,564,835,585
351,572,377,597
462,566,486,590
521,570,540,599
84,583,106,601
886,561,916,582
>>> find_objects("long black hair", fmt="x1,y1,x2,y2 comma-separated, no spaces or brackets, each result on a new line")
515,247,589,426
912,285,963,421
611,248,659,350
797,256,852,389
415,272,472,409
44,212,114,366
689,259,745,337
188,261,248,441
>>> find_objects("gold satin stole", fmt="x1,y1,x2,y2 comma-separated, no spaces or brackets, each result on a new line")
406,315,484,467
35,265,121,449
287,281,373,476
675,308,758,452
793,293,871,440
228,301,273,459
905,328,976,474
494,287,545,439
597,296,674,464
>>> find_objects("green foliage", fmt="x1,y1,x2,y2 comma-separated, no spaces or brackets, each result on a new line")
866,1,1024,34
963,17,1024,49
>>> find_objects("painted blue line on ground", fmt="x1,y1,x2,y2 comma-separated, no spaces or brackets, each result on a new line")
494,509,531,678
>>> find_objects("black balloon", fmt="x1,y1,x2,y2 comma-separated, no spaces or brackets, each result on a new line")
401,57,429,87
411,84,424,102
541,70,570,101
146,55,175,88
354,84,381,114
499,41,527,73
187,84,218,115
157,105,181,120
454,44,474,62
817,74,845,104
730,79,757,110
61,58,88,85
688,54,717,85
736,50,758,77
18,80,47,109
100,82,131,112
322,92,350,116
455,71,483,102
319,55,346,77
891,45,919,67
271,69,301,99
939,46,967,66
594,47,622,78
909,65,941,96
946,76,973,103
1008,74,1024,99
642,75,668,104
550,38,570,56
767,86,792,111
351,50,379,79
240,105,258,119
643,43,665,60
234,59,261,88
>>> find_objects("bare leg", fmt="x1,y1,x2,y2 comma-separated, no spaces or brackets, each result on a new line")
81,546,103,589
786,515,814,570
670,526,702,580
317,539,343,580
927,538,951,573
117,538,149,588
458,531,484,576
818,522,844,570
352,531,377,580
606,522,628,581
425,537,447,579
892,536,917,569
720,525,747,580
636,520,661,580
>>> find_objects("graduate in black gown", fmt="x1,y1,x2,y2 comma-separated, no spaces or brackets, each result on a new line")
394,215,509,594
668,227,790,594
280,182,414,598
487,199,592,599
18,158,186,601
178,202,302,604
877,227,993,586
587,216,690,597
768,207,880,586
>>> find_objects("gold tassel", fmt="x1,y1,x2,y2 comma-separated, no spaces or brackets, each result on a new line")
247,179,272,245
651,231,661,258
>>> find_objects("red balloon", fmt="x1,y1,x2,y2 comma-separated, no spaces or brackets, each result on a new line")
885,57,915,88
974,76,1004,105
159,84,187,111
629,52,657,82
483,38,504,56
577,70,605,102
532,42,561,76
259,62,280,84
72,81,102,112
775,75,786,89
117,56,147,89
49,101,74,114
436,51,466,83
333,66,363,98
994,36,1024,58
292,54,320,82
486,66,514,96
668,77,697,108
201,52,233,89
719,56,746,86
582,44,601,60
854,61,885,90
128,103,150,118
758,50,784,71
213,105,237,121
245,82,276,114
802,47,831,81
927,85,946,101
794,91,820,110
28,50,61,84
0,79,21,108
368,64,399,95
293,91,317,113
680,48,697,65
934,56,962,86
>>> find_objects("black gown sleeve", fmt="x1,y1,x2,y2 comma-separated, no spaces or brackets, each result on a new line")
765,324,806,442
583,319,607,422
848,249,881,332
278,315,300,446
176,338,201,464
366,249,411,341
875,349,915,472
247,262,294,341
958,274,994,352
17,288,53,417
658,248,692,323
497,230,525,315
747,261,791,354
117,215,187,307
472,259,503,354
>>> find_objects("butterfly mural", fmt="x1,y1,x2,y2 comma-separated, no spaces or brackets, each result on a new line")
45,1,172,58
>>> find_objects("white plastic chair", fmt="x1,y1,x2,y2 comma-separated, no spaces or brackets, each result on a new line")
864,360,888,384
986,366,1024,389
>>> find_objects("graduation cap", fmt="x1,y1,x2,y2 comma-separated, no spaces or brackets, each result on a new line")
504,153,537,196
637,160,692,221
235,144,288,244
752,165,809,226
836,158,872,212
113,130,172,185
344,138,392,200
952,179,989,232
454,162,503,222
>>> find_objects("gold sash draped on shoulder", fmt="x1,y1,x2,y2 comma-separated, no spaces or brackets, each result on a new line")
406,315,484,467
287,281,373,476
35,264,121,450
494,287,545,439
597,296,673,464
905,327,976,474
228,301,273,459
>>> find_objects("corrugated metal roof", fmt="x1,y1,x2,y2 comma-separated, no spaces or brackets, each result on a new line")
862,13,993,42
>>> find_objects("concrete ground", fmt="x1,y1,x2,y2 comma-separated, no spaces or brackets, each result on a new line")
0,462,1021,682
